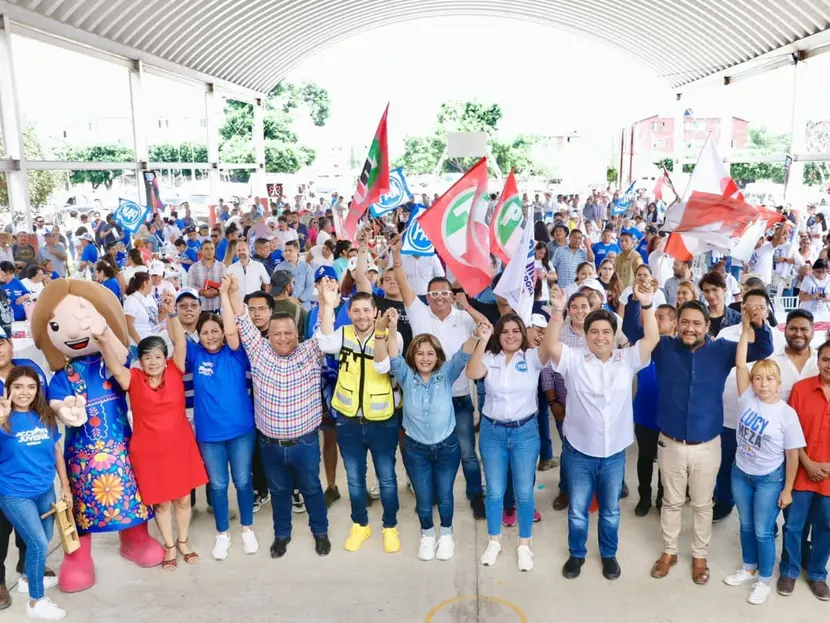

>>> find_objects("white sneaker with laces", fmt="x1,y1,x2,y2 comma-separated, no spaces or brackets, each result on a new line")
26,597,66,620
480,540,502,567
368,482,381,500
517,545,534,572
748,580,772,605
723,566,758,586
17,576,59,595
241,529,259,555
417,535,436,561
435,535,455,561
212,532,232,560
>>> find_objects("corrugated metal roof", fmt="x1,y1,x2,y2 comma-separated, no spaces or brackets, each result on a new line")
4,0,830,92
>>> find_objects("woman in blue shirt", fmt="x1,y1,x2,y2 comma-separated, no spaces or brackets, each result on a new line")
374,308,479,562
177,274,257,561
95,261,122,302
0,262,31,321
0,367,71,620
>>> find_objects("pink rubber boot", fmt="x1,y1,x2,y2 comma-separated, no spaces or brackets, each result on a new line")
58,534,95,593
119,523,165,567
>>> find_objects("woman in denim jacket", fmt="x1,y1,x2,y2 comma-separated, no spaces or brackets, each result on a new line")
373,308,483,562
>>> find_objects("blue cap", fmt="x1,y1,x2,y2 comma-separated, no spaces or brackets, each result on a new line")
175,287,200,303
314,265,337,283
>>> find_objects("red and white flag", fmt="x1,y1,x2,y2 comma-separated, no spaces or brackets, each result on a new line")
653,167,677,203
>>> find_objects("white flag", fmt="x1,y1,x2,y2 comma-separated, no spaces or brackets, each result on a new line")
493,207,535,325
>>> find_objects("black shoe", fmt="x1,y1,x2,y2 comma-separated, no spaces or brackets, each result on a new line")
269,537,291,559
712,505,732,523
656,496,663,511
601,557,621,580
634,499,651,517
562,556,585,579
470,494,486,520
314,534,331,557
324,486,341,509
620,482,629,499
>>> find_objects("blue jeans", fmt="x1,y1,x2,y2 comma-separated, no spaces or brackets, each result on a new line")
564,439,626,558
402,434,460,534
257,431,328,539
452,395,483,499
714,427,737,510
781,490,830,581
198,428,256,533
0,488,55,600
555,418,567,494
336,416,399,528
731,463,784,581
479,416,540,539
537,388,553,462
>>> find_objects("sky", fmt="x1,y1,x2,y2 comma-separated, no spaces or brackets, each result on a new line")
9,16,830,159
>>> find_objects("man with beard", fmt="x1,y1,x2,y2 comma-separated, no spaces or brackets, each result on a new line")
624,292,773,585
664,259,692,307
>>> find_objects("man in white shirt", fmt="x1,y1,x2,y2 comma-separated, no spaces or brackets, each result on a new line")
274,215,299,246
227,240,271,295
748,223,791,286
316,218,334,248
400,254,445,297
390,237,489,519
549,283,659,581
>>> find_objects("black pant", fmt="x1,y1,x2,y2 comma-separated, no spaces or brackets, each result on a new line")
0,508,25,584
252,441,269,498
635,424,664,504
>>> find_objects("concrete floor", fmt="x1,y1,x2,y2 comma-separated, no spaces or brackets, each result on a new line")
2,440,828,623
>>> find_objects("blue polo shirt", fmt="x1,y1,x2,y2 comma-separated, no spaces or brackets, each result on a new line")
186,239,202,253
215,238,228,262
1,278,30,321
179,248,198,271
102,277,122,301
80,244,98,265
623,299,773,443
592,242,620,267
0,410,60,497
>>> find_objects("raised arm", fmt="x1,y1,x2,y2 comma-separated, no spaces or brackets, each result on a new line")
373,308,394,362
735,312,752,396
354,227,373,294
390,235,416,307
466,321,493,380
91,323,132,390
622,296,644,343
454,286,488,325
162,292,187,372
632,281,659,363
318,278,339,336
219,274,241,350
540,286,566,366
384,308,400,358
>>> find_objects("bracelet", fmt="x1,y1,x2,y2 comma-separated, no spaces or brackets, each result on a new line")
640,303,653,310
168,312,179,318
551,307,565,313
374,331,388,339
393,263,402,268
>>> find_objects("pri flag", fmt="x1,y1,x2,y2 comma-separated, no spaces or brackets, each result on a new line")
653,167,678,203
400,204,434,256
493,205,535,325
418,158,492,296
490,170,525,265
465,159,491,271
113,198,150,234
612,181,637,216
344,105,390,240
370,168,413,217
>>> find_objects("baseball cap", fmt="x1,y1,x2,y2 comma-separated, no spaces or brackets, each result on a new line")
645,225,659,235
530,313,549,329
579,278,607,300
149,260,165,276
175,287,199,303
270,269,293,295
185,226,196,233
80,233,94,242
314,265,337,282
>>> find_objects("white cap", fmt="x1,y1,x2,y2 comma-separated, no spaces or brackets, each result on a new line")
530,313,549,329
79,233,94,242
579,278,607,302
149,260,165,276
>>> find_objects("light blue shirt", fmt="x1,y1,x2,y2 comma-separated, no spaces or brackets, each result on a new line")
274,259,315,309
390,350,471,445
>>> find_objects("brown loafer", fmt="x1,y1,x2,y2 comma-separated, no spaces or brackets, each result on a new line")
692,557,710,585
552,493,569,511
807,580,830,601
777,575,796,596
0,584,10,610
651,553,677,578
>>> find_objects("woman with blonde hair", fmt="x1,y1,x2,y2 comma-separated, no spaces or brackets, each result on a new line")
675,280,699,308
723,313,805,604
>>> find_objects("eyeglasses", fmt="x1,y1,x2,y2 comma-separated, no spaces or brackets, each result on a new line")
211,234,220,238
427,291,453,299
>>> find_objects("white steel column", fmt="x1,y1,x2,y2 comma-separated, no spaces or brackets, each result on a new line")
673,93,685,174
0,15,31,228
253,97,265,195
205,83,220,203
129,60,148,203
785,56,806,204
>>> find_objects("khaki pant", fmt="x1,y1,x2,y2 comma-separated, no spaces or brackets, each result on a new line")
657,433,721,558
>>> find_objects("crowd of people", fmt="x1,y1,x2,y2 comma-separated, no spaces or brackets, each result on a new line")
0,187,829,620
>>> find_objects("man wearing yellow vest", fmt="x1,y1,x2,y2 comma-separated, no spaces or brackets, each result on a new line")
315,280,404,553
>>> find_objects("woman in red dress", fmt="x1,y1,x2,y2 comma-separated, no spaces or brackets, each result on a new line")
93,292,208,570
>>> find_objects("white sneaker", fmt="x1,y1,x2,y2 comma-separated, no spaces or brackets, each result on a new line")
748,580,772,605
212,532,232,560
435,534,455,561
724,566,758,586
480,540,502,566
26,597,66,620
17,576,59,595
368,482,381,500
417,535,436,561
517,545,534,572
241,529,259,555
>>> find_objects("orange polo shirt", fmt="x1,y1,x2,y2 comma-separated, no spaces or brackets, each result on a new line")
787,376,830,496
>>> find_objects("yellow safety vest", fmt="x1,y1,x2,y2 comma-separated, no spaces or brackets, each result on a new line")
331,325,394,421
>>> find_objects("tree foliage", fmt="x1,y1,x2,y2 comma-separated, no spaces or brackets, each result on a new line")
653,157,673,173
0,128,64,208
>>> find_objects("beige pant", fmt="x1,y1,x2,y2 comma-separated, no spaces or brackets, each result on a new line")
657,433,721,558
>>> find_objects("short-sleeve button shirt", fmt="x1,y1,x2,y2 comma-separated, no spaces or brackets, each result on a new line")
481,348,545,422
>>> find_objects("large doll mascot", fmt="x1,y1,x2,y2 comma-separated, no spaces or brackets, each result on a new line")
31,279,164,592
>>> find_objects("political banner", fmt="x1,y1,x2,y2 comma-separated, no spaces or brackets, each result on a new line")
370,168,412,217
611,181,637,216
400,204,434,256
344,104,390,240
493,205,535,324
114,198,150,234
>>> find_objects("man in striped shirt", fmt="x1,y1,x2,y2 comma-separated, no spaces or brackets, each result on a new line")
187,239,226,312
224,275,330,558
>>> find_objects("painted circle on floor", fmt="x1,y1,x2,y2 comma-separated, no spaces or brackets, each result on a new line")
425,595,527,622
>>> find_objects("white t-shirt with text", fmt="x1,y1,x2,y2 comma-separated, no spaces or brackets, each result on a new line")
735,389,805,476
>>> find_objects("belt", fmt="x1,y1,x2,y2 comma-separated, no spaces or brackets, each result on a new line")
483,414,535,428
661,433,704,446
259,430,316,447
343,415,392,425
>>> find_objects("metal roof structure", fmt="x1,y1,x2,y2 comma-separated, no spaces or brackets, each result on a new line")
3,0,830,94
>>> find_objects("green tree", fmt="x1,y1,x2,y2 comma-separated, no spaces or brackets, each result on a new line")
653,157,673,173
606,167,619,184
67,144,135,189
804,162,830,186
0,128,65,209
746,126,789,153
729,162,785,185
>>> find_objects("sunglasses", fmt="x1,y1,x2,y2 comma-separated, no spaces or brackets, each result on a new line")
427,291,453,299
